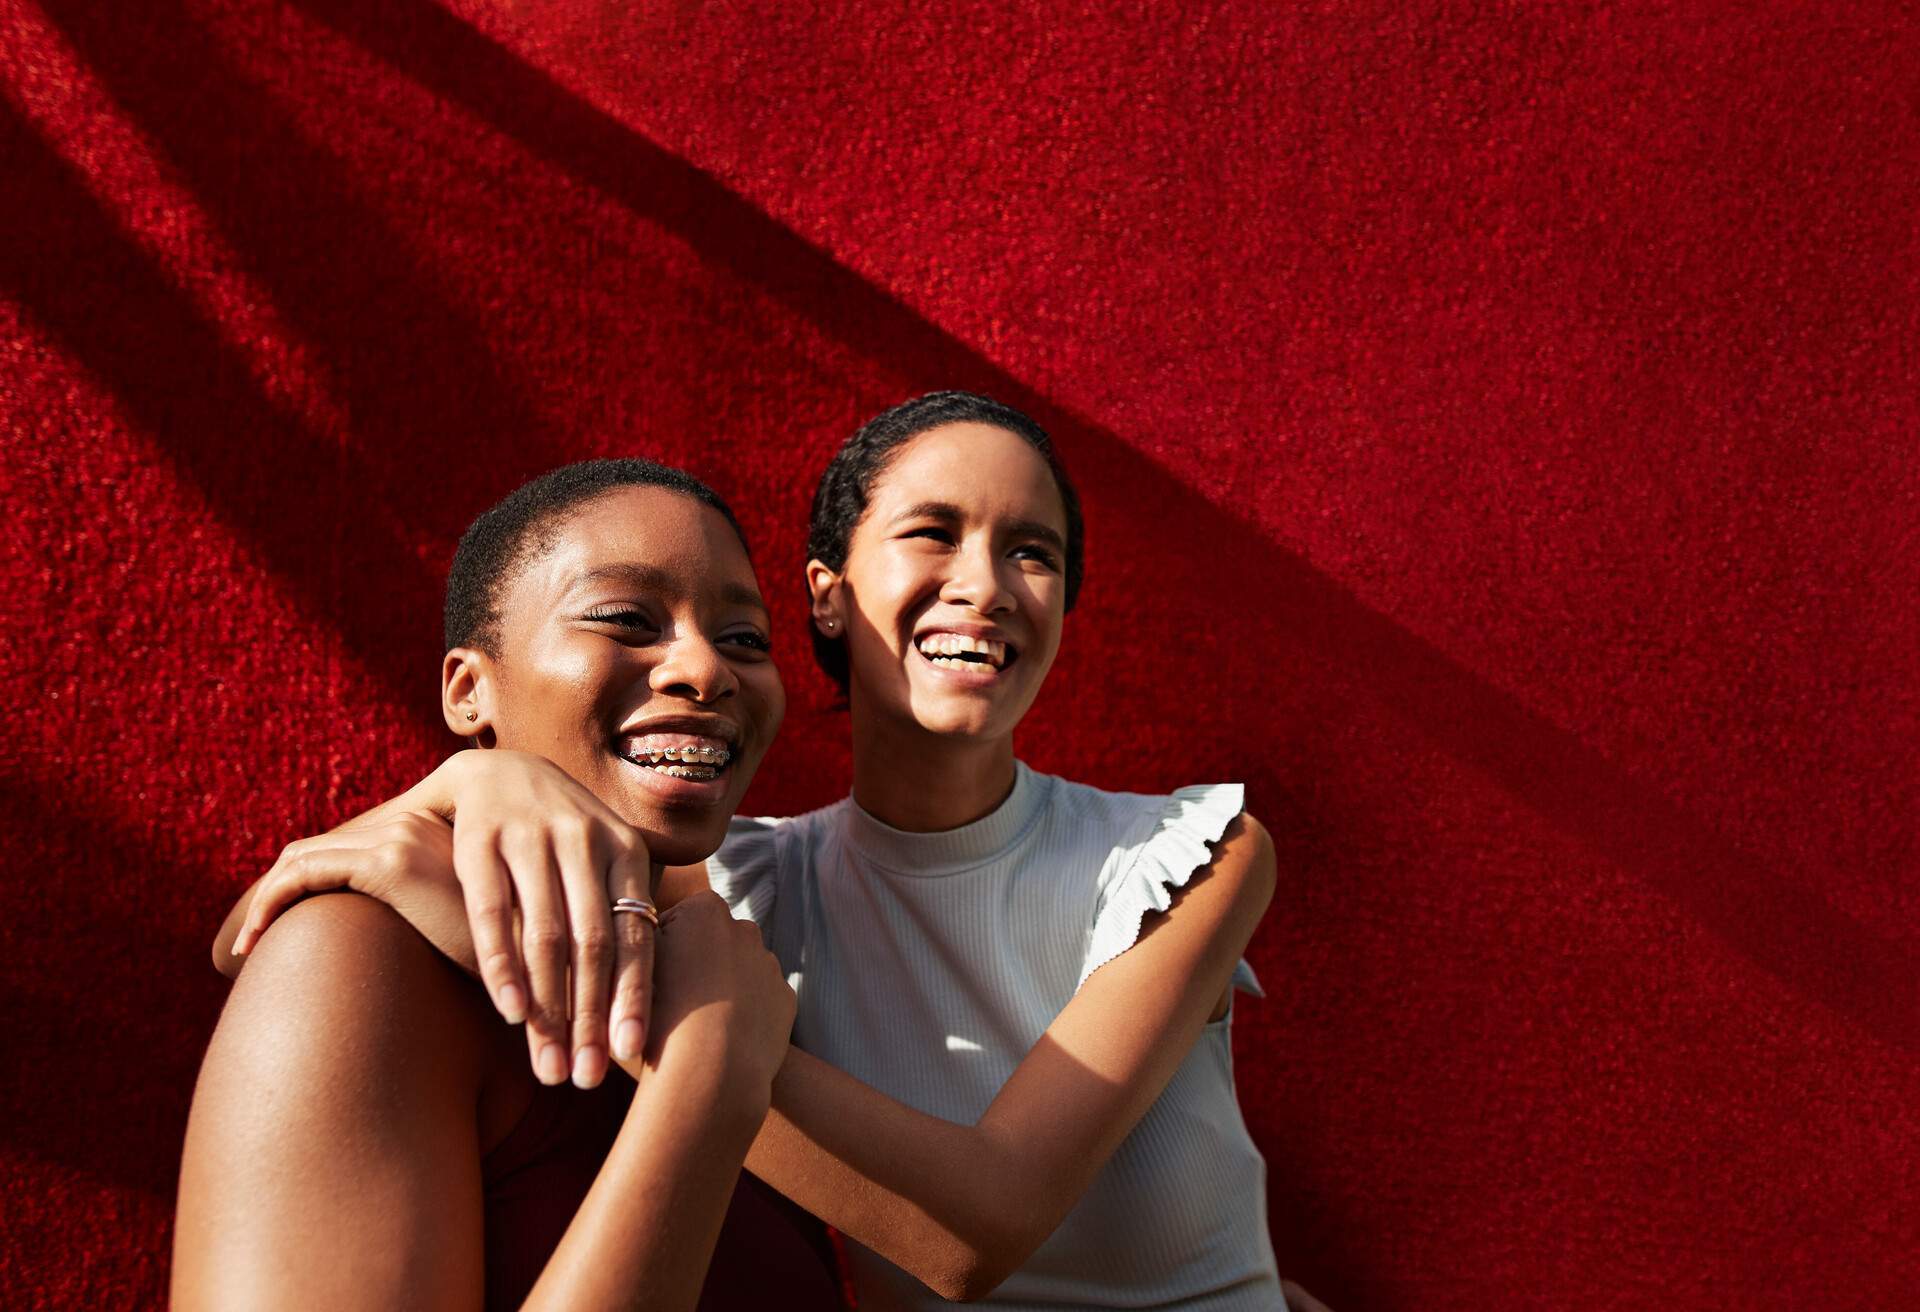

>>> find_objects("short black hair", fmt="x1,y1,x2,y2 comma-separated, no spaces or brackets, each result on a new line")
444,458,748,654
806,390,1084,692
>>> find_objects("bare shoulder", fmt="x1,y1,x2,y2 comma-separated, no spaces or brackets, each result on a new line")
1220,810,1276,882
178,899,493,1306
1186,810,1277,917
1119,809,1275,976
239,890,470,998
224,892,491,1086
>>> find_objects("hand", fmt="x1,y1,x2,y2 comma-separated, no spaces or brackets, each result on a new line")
641,891,795,1099
430,750,656,1090
233,811,461,956
236,749,657,1091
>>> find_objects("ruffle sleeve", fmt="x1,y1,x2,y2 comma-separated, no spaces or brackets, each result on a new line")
1079,782,1264,996
704,815,784,935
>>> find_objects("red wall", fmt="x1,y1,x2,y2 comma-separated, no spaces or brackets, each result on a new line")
3,2,1914,1306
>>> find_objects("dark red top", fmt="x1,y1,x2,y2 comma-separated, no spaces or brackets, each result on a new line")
480,1073,845,1310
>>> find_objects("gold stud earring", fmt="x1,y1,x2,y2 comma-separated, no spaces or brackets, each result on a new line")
466,710,478,722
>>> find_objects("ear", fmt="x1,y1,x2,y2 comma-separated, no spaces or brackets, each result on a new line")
442,647,496,741
805,559,844,638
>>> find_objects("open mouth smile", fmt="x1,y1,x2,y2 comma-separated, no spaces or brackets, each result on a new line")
915,631,1018,674
613,726,737,798
620,740,731,780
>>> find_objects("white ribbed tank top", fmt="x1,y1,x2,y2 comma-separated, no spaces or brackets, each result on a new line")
708,762,1284,1310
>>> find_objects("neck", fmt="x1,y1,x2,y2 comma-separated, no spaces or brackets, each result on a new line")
849,705,1018,833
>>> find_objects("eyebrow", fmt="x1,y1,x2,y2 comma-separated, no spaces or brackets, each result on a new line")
891,500,1067,552
578,562,767,612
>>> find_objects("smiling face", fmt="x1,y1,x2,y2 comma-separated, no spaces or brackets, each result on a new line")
812,422,1070,743
471,485,784,866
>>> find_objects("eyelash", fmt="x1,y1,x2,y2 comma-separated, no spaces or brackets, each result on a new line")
584,609,771,652
903,528,1059,570
584,607,657,629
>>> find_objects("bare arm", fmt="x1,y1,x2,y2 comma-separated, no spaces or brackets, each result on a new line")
744,814,1276,1300
216,759,1279,1300
176,891,790,1311
210,751,488,977
177,895,495,1309
216,750,657,1091
210,812,475,979
527,890,795,1310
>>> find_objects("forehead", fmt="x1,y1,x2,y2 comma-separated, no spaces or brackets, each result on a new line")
870,422,1066,526
506,485,760,609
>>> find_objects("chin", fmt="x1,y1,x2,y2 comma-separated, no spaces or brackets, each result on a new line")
590,789,735,868
626,812,730,868
903,701,1012,742
614,795,733,868
596,748,766,866
910,678,1034,730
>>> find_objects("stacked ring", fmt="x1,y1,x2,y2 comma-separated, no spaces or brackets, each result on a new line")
610,897,660,927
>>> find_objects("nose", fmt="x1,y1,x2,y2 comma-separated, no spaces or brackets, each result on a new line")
938,537,1015,615
648,630,739,704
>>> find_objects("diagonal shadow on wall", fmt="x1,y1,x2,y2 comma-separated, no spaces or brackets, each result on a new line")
20,0,612,737
0,772,232,1200
32,0,577,538
0,102,445,734
277,0,1916,1053
5,0,1907,1069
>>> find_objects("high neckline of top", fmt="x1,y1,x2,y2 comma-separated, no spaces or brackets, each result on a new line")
841,760,1052,876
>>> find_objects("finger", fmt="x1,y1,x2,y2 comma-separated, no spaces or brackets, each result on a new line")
233,877,286,957
507,835,572,1086
234,850,335,955
556,823,614,1089
453,825,527,1024
606,843,656,1064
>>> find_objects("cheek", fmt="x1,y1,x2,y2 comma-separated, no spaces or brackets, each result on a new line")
744,666,787,740
849,551,940,635
1021,577,1067,634
498,647,623,750
842,624,903,693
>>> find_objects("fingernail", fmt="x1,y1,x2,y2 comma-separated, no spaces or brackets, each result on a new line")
613,1019,643,1061
571,1045,605,1089
497,982,526,1023
537,1043,568,1086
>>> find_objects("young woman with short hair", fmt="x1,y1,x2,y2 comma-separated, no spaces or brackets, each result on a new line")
227,394,1321,1310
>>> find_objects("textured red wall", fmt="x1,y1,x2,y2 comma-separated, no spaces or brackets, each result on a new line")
3,1,1915,1306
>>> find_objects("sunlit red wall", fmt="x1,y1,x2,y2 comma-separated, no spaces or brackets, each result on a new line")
4,2,1915,1307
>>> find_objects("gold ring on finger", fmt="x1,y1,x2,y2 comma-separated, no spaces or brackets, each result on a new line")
610,897,659,927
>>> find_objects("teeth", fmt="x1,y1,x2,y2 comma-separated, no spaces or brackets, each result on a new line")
644,745,727,765
620,739,731,770
916,633,1007,667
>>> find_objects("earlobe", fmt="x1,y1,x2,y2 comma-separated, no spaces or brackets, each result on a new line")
805,559,844,637
441,647,493,738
